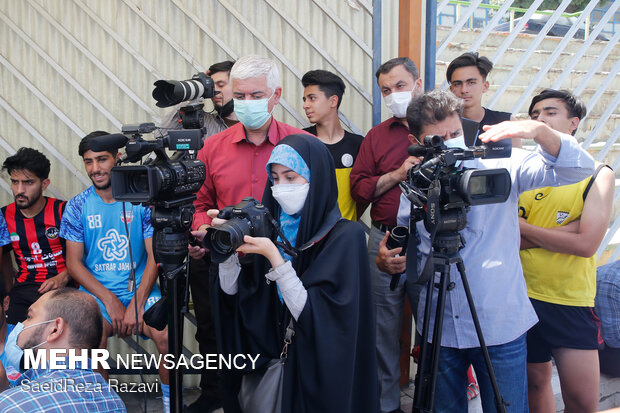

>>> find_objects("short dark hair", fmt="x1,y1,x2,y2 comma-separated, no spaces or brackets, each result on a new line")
301,70,346,108
78,131,116,157
446,52,493,83
375,57,419,82
406,90,464,139
2,147,51,180
45,288,103,350
208,60,235,76
528,89,587,120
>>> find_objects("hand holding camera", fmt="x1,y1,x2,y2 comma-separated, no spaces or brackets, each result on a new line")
205,207,282,264
377,231,407,275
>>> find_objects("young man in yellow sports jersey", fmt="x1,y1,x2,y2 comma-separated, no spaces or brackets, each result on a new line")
301,70,365,221
518,89,615,413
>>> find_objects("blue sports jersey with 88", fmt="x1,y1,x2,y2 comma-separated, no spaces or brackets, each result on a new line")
60,186,153,294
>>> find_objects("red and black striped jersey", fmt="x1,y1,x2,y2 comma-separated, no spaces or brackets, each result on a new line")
1,197,67,286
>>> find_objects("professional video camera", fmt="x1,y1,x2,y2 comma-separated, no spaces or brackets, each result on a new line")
400,134,511,235
152,72,216,130
109,123,205,204
96,123,206,413
204,197,298,264
402,135,512,413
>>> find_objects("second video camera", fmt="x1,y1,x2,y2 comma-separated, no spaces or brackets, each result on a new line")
152,72,215,108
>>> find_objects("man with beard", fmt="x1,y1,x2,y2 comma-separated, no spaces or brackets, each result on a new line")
1,148,69,325
0,288,125,411
350,57,423,413
159,60,238,139
60,131,170,412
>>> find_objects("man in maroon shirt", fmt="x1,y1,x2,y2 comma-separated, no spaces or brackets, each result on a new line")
189,54,310,413
350,57,423,413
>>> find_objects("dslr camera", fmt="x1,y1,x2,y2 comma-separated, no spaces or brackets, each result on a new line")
204,198,275,263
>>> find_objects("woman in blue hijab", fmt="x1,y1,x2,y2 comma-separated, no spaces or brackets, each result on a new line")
211,134,378,413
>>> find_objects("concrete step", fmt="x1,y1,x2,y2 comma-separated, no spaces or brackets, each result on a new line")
440,43,620,74
437,26,616,56
578,115,620,143
436,60,620,90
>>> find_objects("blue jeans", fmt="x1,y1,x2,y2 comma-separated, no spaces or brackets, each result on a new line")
433,334,528,413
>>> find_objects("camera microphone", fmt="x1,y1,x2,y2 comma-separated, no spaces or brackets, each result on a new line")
88,133,128,153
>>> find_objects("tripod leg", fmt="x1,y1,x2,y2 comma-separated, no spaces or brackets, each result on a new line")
167,275,184,413
413,278,435,412
412,260,450,413
455,261,507,413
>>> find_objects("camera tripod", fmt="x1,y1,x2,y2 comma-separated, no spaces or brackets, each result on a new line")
151,197,196,413
412,232,507,413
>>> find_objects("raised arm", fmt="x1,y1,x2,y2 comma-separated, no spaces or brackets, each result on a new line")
480,120,562,157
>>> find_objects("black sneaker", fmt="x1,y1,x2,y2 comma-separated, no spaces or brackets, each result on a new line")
185,393,222,413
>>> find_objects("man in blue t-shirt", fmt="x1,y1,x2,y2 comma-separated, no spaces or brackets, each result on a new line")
60,131,170,411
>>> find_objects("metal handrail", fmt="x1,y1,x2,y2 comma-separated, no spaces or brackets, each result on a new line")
439,0,516,90
551,2,620,91
509,0,599,114
436,0,484,58
583,89,620,150
487,0,572,109
600,122,620,164
441,0,584,18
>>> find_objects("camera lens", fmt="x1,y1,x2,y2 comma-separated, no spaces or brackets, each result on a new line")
129,171,149,194
207,218,252,259
212,230,234,254
386,225,409,254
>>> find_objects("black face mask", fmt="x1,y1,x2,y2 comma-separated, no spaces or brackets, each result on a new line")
215,99,234,118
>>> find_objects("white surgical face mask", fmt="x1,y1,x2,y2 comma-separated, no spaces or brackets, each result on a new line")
4,319,56,371
444,135,467,167
233,92,275,130
444,134,467,150
271,183,310,215
384,90,414,119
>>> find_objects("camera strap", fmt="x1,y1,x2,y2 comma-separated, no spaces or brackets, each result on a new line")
267,212,299,259
417,180,441,286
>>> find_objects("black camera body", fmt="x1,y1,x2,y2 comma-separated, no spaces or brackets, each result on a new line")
204,198,275,263
110,128,205,205
402,135,511,235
